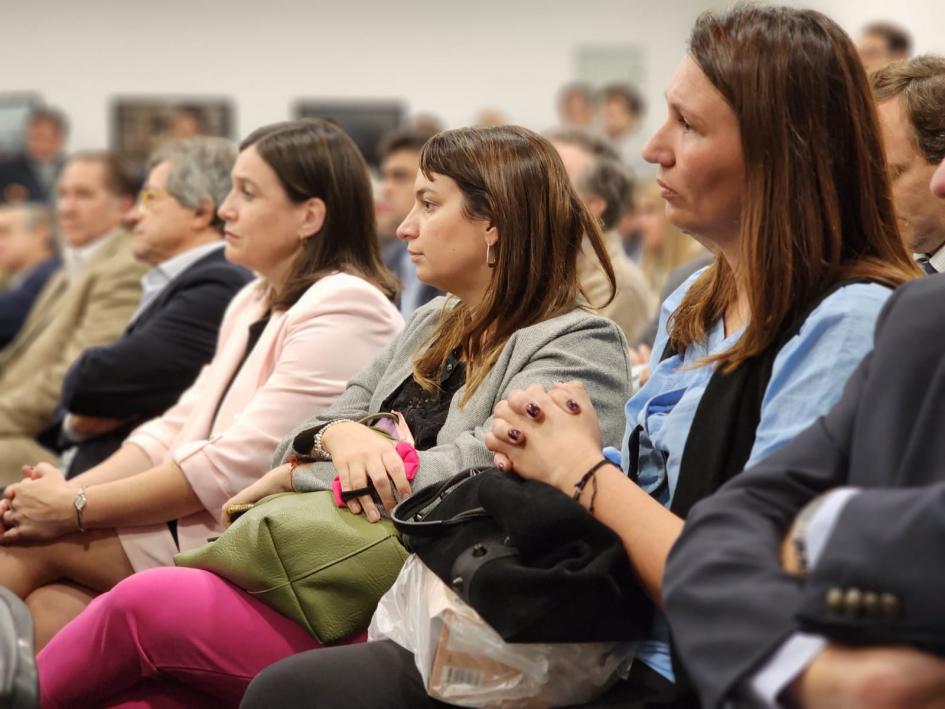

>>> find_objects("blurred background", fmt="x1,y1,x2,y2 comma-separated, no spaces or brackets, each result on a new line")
2,0,942,163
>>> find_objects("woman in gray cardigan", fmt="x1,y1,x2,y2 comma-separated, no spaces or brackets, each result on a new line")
37,125,636,708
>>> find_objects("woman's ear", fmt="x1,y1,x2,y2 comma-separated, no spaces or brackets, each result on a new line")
484,223,499,247
298,197,327,241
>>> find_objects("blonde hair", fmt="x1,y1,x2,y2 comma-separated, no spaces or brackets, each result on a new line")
637,180,705,293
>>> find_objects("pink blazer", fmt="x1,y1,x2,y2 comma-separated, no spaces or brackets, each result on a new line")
118,272,403,571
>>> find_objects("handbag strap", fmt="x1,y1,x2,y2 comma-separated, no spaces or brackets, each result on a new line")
391,467,490,536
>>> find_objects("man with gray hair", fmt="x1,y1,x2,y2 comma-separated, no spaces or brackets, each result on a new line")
42,137,252,474
0,203,59,347
550,127,656,343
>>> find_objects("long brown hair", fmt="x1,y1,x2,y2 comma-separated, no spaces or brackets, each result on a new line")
669,5,919,371
413,125,615,403
241,119,398,309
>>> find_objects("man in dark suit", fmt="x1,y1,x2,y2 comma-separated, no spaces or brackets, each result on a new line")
0,108,67,205
46,136,252,475
0,204,59,347
662,155,945,708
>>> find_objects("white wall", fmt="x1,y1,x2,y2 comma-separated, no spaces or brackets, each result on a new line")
791,0,945,56
3,0,943,152
0,0,713,151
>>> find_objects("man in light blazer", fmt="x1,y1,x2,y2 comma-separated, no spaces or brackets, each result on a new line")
662,155,945,708
0,152,146,485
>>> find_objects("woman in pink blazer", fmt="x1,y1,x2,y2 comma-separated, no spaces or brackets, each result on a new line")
0,119,403,646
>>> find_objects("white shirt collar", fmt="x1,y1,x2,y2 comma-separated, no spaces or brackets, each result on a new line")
146,240,225,289
927,242,945,274
61,228,122,283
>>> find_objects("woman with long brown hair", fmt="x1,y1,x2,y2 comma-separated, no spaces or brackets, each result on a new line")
479,4,920,706
36,125,635,707
0,118,404,646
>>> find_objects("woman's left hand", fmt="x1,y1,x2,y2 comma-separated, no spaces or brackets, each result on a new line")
0,463,78,543
221,463,294,526
486,381,606,495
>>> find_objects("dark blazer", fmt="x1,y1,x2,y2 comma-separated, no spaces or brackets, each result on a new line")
0,257,59,348
662,274,945,709
53,247,252,474
0,155,60,204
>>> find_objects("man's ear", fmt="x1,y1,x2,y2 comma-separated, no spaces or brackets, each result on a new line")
191,197,216,231
298,197,327,241
584,194,608,221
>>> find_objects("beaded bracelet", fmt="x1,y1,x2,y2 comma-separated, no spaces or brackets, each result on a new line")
571,458,611,513
310,419,352,461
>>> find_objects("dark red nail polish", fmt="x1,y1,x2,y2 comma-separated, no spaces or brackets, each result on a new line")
525,403,541,418
508,428,521,441
566,399,581,413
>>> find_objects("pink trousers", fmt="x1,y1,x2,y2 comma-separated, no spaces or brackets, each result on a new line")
37,567,365,709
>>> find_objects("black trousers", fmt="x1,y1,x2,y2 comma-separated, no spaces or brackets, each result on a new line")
239,639,691,709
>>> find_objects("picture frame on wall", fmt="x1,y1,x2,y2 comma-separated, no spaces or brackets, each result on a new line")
293,99,404,168
110,96,235,177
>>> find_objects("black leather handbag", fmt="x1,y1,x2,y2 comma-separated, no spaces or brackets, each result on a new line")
391,467,653,644
0,587,38,709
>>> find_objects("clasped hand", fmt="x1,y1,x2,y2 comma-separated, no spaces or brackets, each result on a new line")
486,381,606,493
0,463,78,543
221,422,412,526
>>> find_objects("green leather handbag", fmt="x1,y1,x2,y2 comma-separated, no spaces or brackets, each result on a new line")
174,491,409,643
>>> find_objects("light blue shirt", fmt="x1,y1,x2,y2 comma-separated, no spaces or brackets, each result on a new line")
622,269,892,681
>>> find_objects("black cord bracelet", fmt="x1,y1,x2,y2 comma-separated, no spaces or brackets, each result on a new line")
571,458,611,512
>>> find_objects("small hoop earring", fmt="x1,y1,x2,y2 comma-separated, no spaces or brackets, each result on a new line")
486,243,497,268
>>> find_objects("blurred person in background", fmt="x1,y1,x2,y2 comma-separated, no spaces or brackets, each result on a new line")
598,82,649,177
557,81,597,128
635,179,709,294
871,55,945,273
0,153,145,485
549,127,656,342
167,105,207,140
409,113,445,136
40,137,253,477
0,204,59,348
473,107,509,128
375,126,442,317
857,20,912,74
0,108,68,205
630,179,713,351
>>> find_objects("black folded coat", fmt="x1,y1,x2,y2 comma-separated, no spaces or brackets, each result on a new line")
392,467,653,644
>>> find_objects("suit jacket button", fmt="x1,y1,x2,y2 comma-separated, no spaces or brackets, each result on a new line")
880,593,901,618
843,588,863,614
862,591,879,615
826,587,844,612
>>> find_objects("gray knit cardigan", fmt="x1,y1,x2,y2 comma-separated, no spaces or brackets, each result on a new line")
278,296,632,493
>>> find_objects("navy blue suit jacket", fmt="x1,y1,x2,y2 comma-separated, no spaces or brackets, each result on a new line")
0,257,60,348
50,247,252,473
663,274,945,708
0,155,60,204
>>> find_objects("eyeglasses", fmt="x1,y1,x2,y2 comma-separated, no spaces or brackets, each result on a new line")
137,187,171,210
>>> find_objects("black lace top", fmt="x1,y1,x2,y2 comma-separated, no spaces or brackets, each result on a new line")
379,349,466,450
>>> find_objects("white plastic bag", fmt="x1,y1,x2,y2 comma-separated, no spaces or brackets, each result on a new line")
369,555,636,708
